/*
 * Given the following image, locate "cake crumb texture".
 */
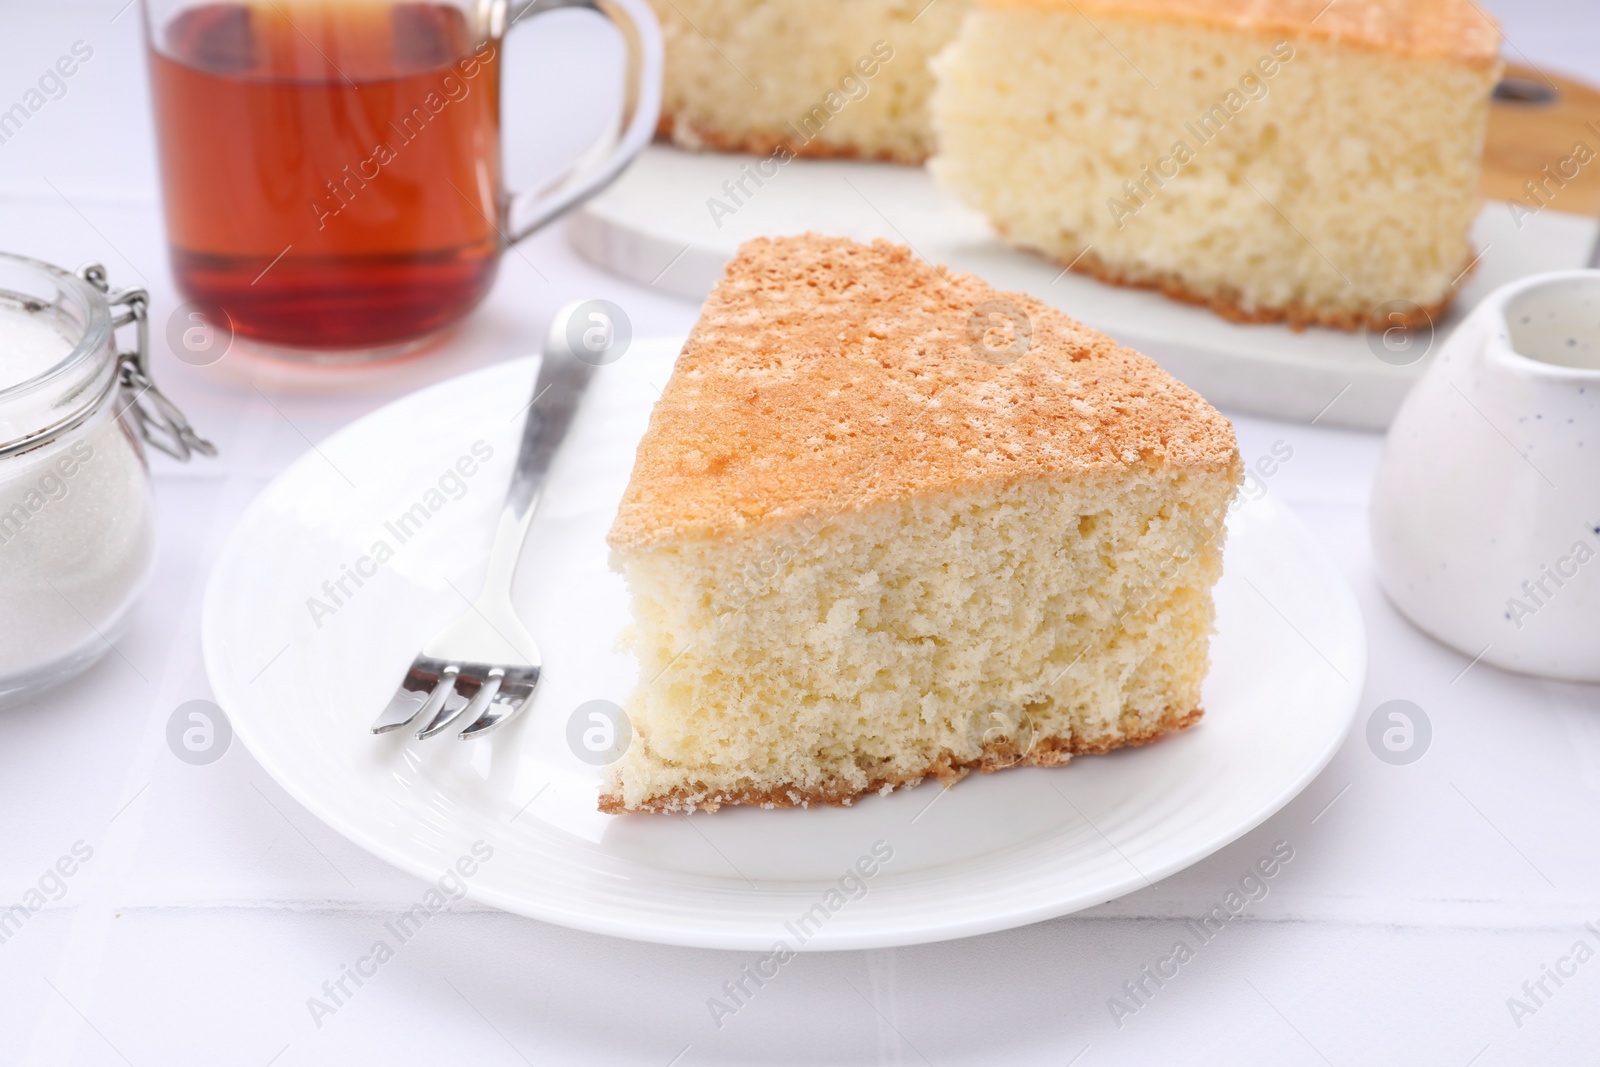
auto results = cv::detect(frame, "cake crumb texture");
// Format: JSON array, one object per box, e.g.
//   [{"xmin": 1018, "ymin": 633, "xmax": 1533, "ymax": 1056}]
[
  {"xmin": 930, "ymin": 0, "xmax": 1501, "ymax": 329},
  {"xmin": 647, "ymin": 0, "xmax": 968, "ymax": 163}
]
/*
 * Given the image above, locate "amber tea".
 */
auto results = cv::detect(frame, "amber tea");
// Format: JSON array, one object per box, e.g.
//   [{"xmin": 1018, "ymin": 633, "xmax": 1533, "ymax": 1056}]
[{"xmin": 148, "ymin": 2, "xmax": 503, "ymax": 351}]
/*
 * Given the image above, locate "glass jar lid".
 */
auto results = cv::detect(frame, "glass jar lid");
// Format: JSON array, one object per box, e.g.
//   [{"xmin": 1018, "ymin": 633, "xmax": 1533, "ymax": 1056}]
[{"xmin": 0, "ymin": 254, "xmax": 213, "ymax": 461}]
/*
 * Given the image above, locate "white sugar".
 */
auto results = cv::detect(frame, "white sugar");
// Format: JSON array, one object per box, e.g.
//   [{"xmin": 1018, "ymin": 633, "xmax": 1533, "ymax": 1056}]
[
  {"xmin": 0, "ymin": 303, "xmax": 156, "ymax": 697},
  {"xmin": 0, "ymin": 416, "xmax": 154, "ymax": 681},
  {"xmin": 0, "ymin": 307, "xmax": 75, "ymax": 390}
]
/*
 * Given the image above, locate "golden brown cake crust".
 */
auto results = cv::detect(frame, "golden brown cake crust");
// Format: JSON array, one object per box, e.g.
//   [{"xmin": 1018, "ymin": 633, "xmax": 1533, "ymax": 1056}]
[
  {"xmin": 655, "ymin": 115, "xmax": 928, "ymax": 165},
  {"xmin": 1053, "ymin": 242, "xmax": 1472, "ymax": 333},
  {"xmin": 982, "ymin": 0, "xmax": 1501, "ymax": 66},
  {"xmin": 607, "ymin": 235, "xmax": 1238, "ymax": 551},
  {"xmin": 598, "ymin": 707, "xmax": 1204, "ymax": 814}
]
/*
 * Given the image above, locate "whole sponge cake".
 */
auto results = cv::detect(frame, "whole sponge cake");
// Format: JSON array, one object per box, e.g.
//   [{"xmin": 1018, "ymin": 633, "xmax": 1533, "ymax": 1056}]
[
  {"xmin": 648, "ymin": 0, "xmax": 967, "ymax": 163},
  {"xmin": 603, "ymin": 236, "xmax": 1242, "ymax": 814},
  {"xmin": 930, "ymin": 0, "xmax": 1503, "ymax": 330}
]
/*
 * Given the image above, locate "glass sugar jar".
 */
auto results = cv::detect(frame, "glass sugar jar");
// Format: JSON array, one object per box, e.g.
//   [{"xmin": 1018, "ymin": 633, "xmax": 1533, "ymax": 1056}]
[{"xmin": 0, "ymin": 254, "xmax": 212, "ymax": 705}]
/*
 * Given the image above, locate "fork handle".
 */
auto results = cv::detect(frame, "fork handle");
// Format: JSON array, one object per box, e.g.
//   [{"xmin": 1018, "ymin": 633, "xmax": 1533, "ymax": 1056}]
[{"xmin": 480, "ymin": 338, "xmax": 597, "ymax": 602}]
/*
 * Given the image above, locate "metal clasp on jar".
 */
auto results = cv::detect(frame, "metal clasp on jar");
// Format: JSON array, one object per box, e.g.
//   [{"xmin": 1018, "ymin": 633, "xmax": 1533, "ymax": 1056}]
[{"xmin": 78, "ymin": 264, "xmax": 216, "ymax": 462}]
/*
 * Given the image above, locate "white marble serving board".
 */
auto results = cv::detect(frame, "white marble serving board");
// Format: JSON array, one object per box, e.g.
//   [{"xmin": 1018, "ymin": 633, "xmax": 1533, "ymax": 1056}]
[{"xmin": 570, "ymin": 146, "xmax": 1598, "ymax": 431}]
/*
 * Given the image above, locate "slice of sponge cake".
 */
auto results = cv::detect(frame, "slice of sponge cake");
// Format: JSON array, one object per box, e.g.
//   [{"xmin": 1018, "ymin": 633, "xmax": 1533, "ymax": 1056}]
[
  {"xmin": 648, "ymin": 0, "xmax": 968, "ymax": 163},
  {"xmin": 930, "ymin": 0, "xmax": 1503, "ymax": 330},
  {"xmin": 603, "ymin": 235, "xmax": 1242, "ymax": 813}
]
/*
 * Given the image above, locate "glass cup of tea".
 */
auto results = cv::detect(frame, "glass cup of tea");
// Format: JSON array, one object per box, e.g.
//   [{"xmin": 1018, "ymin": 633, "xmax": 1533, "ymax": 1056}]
[{"xmin": 143, "ymin": 0, "xmax": 661, "ymax": 359}]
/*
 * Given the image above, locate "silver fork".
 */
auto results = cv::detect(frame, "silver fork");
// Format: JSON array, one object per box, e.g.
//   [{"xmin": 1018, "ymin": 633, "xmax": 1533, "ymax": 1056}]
[{"xmin": 370, "ymin": 304, "xmax": 599, "ymax": 740}]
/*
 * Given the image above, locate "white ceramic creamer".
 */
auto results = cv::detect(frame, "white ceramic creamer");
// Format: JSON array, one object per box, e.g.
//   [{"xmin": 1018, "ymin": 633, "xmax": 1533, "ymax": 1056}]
[{"xmin": 1371, "ymin": 270, "xmax": 1600, "ymax": 682}]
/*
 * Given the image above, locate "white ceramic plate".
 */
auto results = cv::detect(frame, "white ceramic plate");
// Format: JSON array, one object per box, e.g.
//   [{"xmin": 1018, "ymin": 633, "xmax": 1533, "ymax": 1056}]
[
  {"xmin": 202, "ymin": 339, "xmax": 1367, "ymax": 951},
  {"xmin": 569, "ymin": 147, "xmax": 1598, "ymax": 430}
]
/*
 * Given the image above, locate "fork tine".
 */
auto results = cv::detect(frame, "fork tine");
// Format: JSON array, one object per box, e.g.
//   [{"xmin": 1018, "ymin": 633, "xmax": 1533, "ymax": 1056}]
[
  {"xmin": 456, "ymin": 694, "xmax": 529, "ymax": 741},
  {"xmin": 370, "ymin": 683, "xmax": 430, "ymax": 734},
  {"xmin": 372, "ymin": 662, "xmax": 453, "ymax": 734},
  {"xmin": 458, "ymin": 676, "xmax": 537, "ymax": 740},
  {"xmin": 414, "ymin": 669, "xmax": 470, "ymax": 739},
  {"xmin": 450, "ymin": 670, "xmax": 504, "ymax": 738}
]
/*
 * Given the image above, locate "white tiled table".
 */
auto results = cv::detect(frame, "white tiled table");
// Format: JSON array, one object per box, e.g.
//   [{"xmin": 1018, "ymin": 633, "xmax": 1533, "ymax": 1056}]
[{"xmin": 3, "ymin": 2, "xmax": 1599, "ymax": 1064}]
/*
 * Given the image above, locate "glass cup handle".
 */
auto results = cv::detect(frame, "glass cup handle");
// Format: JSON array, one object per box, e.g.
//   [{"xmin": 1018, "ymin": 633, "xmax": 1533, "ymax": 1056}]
[{"xmin": 501, "ymin": 0, "xmax": 663, "ymax": 244}]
